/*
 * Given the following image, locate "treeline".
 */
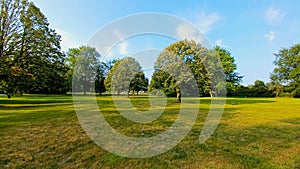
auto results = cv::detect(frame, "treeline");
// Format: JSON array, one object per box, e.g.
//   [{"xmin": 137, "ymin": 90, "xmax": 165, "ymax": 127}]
[{"xmin": 1, "ymin": 0, "xmax": 299, "ymax": 98}]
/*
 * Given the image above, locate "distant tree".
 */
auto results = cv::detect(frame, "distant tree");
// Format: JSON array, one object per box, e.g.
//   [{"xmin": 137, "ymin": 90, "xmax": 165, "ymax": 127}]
[
  {"xmin": 104, "ymin": 60, "xmax": 120, "ymax": 93},
  {"xmin": 95, "ymin": 62, "xmax": 107, "ymax": 95},
  {"xmin": 70, "ymin": 46, "xmax": 100, "ymax": 95},
  {"xmin": 105, "ymin": 57, "xmax": 145, "ymax": 97},
  {"xmin": 267, "ymin": 82, "xmax": 284, "ymax": 98},
  {"xmin": 130, "ymin": 72, "xmax": 148, "ymax": 95},
  {"xmin": 271, "ymin": 44, "xmax": 300, "ymax": 97},
  {"xmin": 65, "ymin": 48, "xmax": 80, "ymax": 91},
  {"xmin": 235, "ymin": 84, "xmax": 251, "ymax": 97},
  {"xmin": 251, "ymin": 80, "xmax": 269, "ymax": 97}
]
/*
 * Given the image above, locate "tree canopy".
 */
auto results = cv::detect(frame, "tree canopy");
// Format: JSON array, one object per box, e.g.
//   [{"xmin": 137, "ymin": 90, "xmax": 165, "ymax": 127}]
[
  {"xmin": 0, "ymin": 0, "xmax": 66, "ymax": 97},
  {"xmin": 271, "ymin": 44, "xmax": 300, "ymax": 97},
  {"xmin": 105, "ymin": 57, "xmax": 148, "ymax": 96},
  {"xmin": 149, "ymin": 40, "xmax": 241, "ymax": 97},
  {"xmin": 67, "ymin": 46, "xmax": 101, "ymax": 95}
]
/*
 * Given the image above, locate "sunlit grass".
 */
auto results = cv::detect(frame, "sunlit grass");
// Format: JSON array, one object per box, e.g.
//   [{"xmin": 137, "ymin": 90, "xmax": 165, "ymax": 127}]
[{"xmin": 0, "ymin": 94, "xmax": 299, "ymax": 168}]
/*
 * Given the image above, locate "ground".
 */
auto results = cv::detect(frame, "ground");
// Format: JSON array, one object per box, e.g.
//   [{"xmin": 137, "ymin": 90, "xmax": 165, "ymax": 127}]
[{"xmin": 0, "ymin": 94, "xmax": 299, "ymax": 168}]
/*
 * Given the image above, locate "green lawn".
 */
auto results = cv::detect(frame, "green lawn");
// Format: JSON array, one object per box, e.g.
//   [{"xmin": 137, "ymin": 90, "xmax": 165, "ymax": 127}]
[{"xmin": 0, "ymin": 94, "xmax": 299, "ymax": 168}]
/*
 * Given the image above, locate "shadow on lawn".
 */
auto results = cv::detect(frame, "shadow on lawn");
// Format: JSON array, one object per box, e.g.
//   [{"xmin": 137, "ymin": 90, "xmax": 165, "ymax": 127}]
[
  {"xmin": 202, "ymin": 120, "xmax": 300, "ymax": 168},
  {"xmin": 0, "ymin": 99, "xmax": 72, "ymax": 105}
]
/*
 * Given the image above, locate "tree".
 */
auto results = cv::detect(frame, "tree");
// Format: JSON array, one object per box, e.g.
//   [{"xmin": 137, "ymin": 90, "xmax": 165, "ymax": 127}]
[
  {"xmin": 250, "ymin": 80, "xmax": 269, "ymax": 97},
  {"xmin": 65, "ymin": 48, "xmax": 80, "ymax": 91},
  {"xmin": 0, "ymin": 0, "xmax": 66, "ymax": 97},
  {"xmin": 130, "ymin": 72, "xmax": 148, "ymax": 95},
  {"xmin": 105, "ymin": 57, "xmax": 146, "ymax": 96},
  {"xmin": 214, "ymin": 46, "xmax": 243, "ymax": 95},
  {"xmin": 271, "ymin": 44, "xmax": 300, "ymax": 97},
  {"xmin": 267, "ymin": 82, "xmax": 283, "ymax": 98},
  {"xmin": 69, "ymin": 46, "xmax": 100, "ymax": 95},
  {"xmin": 152, "ymin": 40, "xmax": 210, "ymax": 97},
  {"xmin": 104, "ymin": 60, "xmax": 120, "ymax": 93},
  {"xmin": 149, "ymin": 70, "xmax": 177, "ymax": 97},
  {"xmin": 150, "ymin": 40, "xmax": 241, "ymax": 97},
  {"xmin": 95, "ymin": 62, "xmax": 107, "ymax": 95}
]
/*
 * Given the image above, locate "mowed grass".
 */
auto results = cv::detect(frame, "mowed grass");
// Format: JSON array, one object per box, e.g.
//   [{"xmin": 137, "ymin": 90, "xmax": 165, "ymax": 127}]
[{"xmin": 0, "ymin": 94, "xmax": 299, "ymax": 168}]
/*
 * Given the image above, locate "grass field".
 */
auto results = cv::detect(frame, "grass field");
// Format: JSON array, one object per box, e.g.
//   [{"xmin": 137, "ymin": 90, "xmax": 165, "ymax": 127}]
[{"xmin": 0, "ymin": 94, "xmax": 299, "ymax": 168}]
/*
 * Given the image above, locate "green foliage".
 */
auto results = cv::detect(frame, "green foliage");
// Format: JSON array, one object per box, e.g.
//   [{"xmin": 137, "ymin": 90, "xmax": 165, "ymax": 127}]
[
  {"xmin": 105, "ymin": 57, "xmax": 148, "ymax": 95},
  {"xmin": 149, "ymin": 70, "xmax": 177, "ymax": 97},
  {"xmin": 151, "ymin": 40, "xmax": 210, "ymax": 96},
  {"xmin": 95, "ymin": 62, "xmax": 107, "ymax": 95},
  {"xmin": 214, "ymin": 46, "xmax": 243, "ymax": 96},
  {"xmin": 0, "ymin": 0, "xmax": 66, "ymax": 97},
  {"xmin": 150, "ymin": 40, "xmax": 241, "ymax": 97},
  {"xmin": 271, "ymin": 44, "xmax": 300, "ymax": 97},
  {"xmin": 130, "ymin": 72, "xmax": 148, "ymax": 95},
  {"xmin": 267, "ymin": 82, "xmax": 284, "ymax": 97},
  {"xmin": 104, "ymin": 60, "xmax": 120, "ymax": 92},
  {"xmin": 66, "ymin": 46, "xmax": 101, "ymax": 95}
]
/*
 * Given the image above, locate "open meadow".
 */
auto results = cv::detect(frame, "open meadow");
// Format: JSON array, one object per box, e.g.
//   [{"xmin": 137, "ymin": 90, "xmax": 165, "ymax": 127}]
[{"xmin": 0, "ymin": 94, "xmax": 299, "ymax": 168}]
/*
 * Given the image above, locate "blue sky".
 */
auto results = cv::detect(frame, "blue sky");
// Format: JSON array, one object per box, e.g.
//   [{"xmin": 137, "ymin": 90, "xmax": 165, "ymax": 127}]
[{"xmin": 31, "ymin": 0, "xmax": 300, "ymax": 85}]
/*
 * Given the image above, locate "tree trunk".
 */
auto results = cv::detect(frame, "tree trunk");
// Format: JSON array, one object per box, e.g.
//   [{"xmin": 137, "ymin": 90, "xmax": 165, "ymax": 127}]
[
  {"xmin": 176, "ymin": 88, "xmax": 181, "ymax": 103},
  {"xmin": 127, "ymin": 91, "xmax": 130, "ymax": 98}
]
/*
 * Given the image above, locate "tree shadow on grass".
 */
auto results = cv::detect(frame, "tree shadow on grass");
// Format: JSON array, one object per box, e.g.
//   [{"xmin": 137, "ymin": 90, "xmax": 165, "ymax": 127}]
[
  {"xmin": 0, "ymin": 99, "xmax": 72, "ymax": 105},
  {"xmin": 196, "ymin": 119, "xmax": 300, "ymax": 168}
]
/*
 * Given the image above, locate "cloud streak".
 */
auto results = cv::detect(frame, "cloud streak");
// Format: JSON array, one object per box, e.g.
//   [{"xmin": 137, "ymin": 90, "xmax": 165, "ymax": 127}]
[
  {"xmin": 265, "ymin": 31, "xmax": 275, "ymax": 42},
  {"xmin": 177, "ymin": 10, "xmax": 221, "ymax": 45},
  {"xmin": 265, "ymin": 6, "xmax": 285, "ymax": 24},
  {"xmin": 194, "ymin": 12, "xmax": 221, "ymax": 34},
  {"xmin": 114, "ymin": 29, "xmax": 129, "ymax": 55}
]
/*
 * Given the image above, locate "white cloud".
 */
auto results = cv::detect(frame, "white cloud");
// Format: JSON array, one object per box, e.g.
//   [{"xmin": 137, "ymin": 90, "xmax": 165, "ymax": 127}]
[
  {"xmin": 265, "ymin": 31, "xmax": 275, "ymax": 42},
  {"xmin": 215, "ymin": 39, "xmax": 225, "ymax": 47},
  {"xmin": 56, "ymin": 28, "xmax": 81, "ymax": 51},
  {"xmin": 265, "ymin": 7, "xmax": 285, "ymax": 24},
  {"xmin": 114, "ymin": 29, "xmax": 129, "ymax": 56},
  {"xmin": 194, "ymin": 12, "xmax": 221, "ymax": 34},
  {"xmin": 177, "ymin": 23, "xmax": 206, "ymax": 43},
  {"xmin": 119, "ymin": 42, "xmax": 129, "ymax": 55},
  {"xmin": 177, "ymin": 10, "xmax": 221, "ymax": 44}
]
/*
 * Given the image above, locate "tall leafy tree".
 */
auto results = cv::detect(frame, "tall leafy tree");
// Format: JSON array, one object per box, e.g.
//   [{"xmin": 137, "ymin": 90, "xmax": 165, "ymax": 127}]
[
  {"xmin": 152, "ymin": 40, "xmax": 210, "ymax": 96},
  {"xmin": 95, "ymin": 62, "xmax": 107, "ymax": 95},
  {"xmin": 151, "ymin": 40, "xmax": 240, "ymax": 97},
  {"xmin": 130, "ymin": 72, "xmax": 148, "ymax": 95},
  {"xmin": 214, "ymin": 46, "xmax": 243, "ymax": 95},
  {"xmin": 271, "ymin": 44, "xmax": 300, "ymax": 97},
  {"xmin": 105, "ymin": 57, "xmax": 146, "ymax": 96},
  {"xmin": 0, "ymin": 0, "xmax": 66, "ymax": 97},
  {"xmin": 69, "ymin": 46, "xmax": 100, "ymax": 95}
]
